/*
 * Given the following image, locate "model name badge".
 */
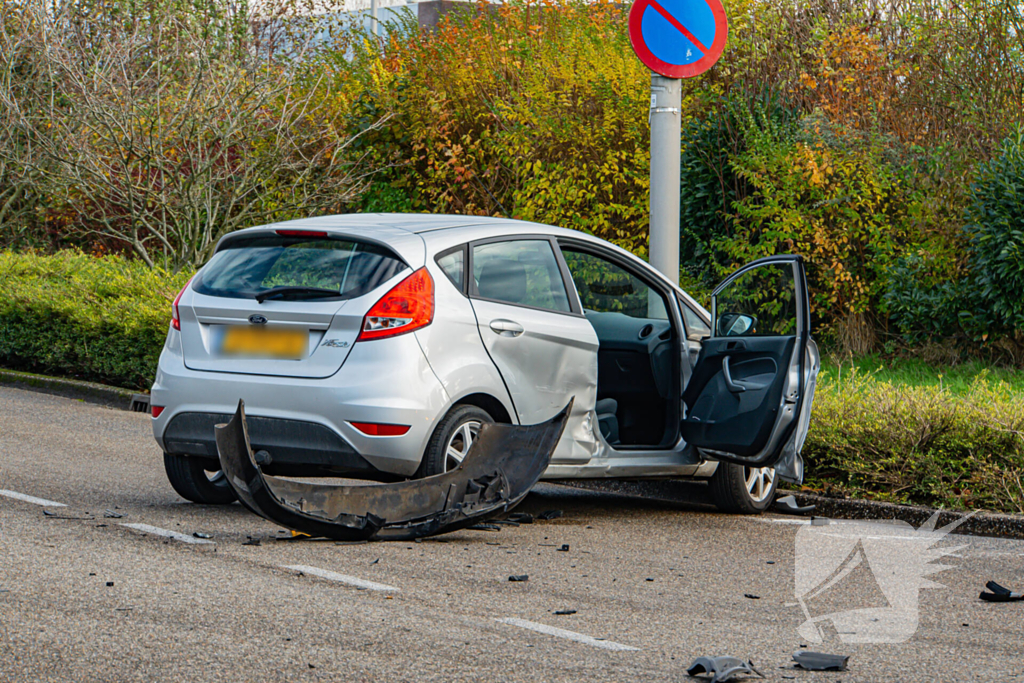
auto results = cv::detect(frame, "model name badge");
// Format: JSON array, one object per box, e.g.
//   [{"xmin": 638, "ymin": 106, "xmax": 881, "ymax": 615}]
[
  {"xmin": 248, "ymin": 314, "xmax": 268, "ymax": 325},
  {"xmin": 321, "ymin": 339, "xmax": 350, "ymax": 348}
]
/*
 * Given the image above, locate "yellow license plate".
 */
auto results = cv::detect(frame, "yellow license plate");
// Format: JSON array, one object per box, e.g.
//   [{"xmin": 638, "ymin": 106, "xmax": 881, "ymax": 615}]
[{"xmin": 219, "ymin": 326, "xmax": 307, "ymax": 359}]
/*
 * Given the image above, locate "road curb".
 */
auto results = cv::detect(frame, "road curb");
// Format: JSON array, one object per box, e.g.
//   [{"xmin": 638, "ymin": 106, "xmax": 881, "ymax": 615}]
[
  {"xmin": 0, "ymin": 368, "xmax": 139, "ymax": 410},
  {"xmin": 781, "ymin": 490, "xmax": 1024, "ymax": 540}
]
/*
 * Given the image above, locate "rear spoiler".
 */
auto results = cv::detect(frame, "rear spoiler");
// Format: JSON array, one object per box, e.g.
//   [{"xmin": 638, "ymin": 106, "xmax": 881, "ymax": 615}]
[{"xmin": 214, "ymin": 399, "xmax": 571, "ymax": 541}]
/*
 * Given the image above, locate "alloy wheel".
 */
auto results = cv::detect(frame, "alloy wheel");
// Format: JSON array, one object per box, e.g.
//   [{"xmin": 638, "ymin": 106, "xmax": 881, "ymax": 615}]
[
  {"xmin": 444, "ymin": 419, "xmax": 482, "ymax": 472},
  {"xmin": 744, "ymin": 466, "xmax": 776, "ymax": 503}
]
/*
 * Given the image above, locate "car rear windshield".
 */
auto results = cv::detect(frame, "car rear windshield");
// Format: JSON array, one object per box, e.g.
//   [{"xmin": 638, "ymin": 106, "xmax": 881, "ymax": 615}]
[{"xmin": 193, "ymin": 235, "xmax": 409, "ymax": 300}]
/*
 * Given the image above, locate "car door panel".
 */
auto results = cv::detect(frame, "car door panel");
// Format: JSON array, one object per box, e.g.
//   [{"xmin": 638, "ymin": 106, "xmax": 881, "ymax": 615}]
[
  {"xmin": 680, "ymin": 256, "xmax": 817, "ymax": 475},
  {"xmin": 468, "ymin": 238, "xmax": 599, "ymax": 464}
]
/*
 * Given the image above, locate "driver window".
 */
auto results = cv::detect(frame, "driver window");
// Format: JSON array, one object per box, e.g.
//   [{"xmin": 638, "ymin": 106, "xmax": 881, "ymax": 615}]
[
  {"xmin": 561, "ymin": 249, "xmax": 668, "ymax": 320},
  {"xmin": 714, "ymin": 263, "xmax": 797, "ymax": 337}
]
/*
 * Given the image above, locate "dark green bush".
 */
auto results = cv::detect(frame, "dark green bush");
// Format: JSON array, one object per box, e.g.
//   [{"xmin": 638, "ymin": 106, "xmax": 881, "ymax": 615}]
[{"xmin": 0, "ymin": 251, "xmax": 191, "ymax": 389}]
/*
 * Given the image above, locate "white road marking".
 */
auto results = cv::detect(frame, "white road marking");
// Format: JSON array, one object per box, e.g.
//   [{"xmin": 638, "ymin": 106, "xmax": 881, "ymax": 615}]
[
  {"xmin": 0, "ymin": 489, "xmax": 67, "ymax": 507},
  {"xmin": 120, "ymin": 523, "xmax": 215, "ymax": 545},
  {"xmin": 282, "ymin": 564, "xmax": 399, "ymax": 592},
  {"xmin": 495, "ymin": 618, "xmax": 639, "ymax": 652}
]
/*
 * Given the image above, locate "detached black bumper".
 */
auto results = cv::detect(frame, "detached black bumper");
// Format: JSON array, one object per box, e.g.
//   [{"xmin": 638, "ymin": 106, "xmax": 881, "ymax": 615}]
[
  {"xmin": 162, "ymin": 412, "xmax": 386, "ymax": 479},
  {"xmin": 214, "ymin": 398, "xmax": 571, "ymax": 541}
]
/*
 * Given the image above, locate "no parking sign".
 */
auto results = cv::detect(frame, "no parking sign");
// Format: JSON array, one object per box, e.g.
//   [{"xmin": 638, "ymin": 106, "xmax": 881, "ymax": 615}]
[{"xmin": 628, "ymin": 0, "xmax": 728, "ymax": 79}]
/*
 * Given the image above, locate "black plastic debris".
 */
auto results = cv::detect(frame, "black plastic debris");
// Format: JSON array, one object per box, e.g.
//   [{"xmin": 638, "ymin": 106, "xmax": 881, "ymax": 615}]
[
  {"xmin": 686, "ymin": 656, "xmax": 762, "ymax": 682},
  {"xmin": 792, "ymin": 651, "xmax": 849, "ymax": 671},
  {"xmin": 537, "ymin": 510, "xmax": 563, "ymax": 521},
  {"xmin": 106, "ymin": 582, "xmax": 114, "ymax": 587},
  {"xmin": 980, "ymin": 581, "xmax": 1024, "ymax": 602},
  {"xmin": 193, "ymin": 532, "xmax": 212, "ymax": 539},
  {"xmin": 242, "ymin": 536, "xmax": 261, "ymax": 546},
  {"xmin": 103, "ymin": 510, "xmax": 124, "ymax": 519},
  {"xmin": 744, "ymin": 594, "xmax": 760, "ymax": 600},
  {"xmin": 509, "ymin": 574, "xmax": 529, "ymax": 582},
  {"xmin": 468, "ymin": 523, "xmax": 501, "ymax": 532},
  {"xmin": 370, "ymin": 558, "xmax": 380, "ymax": 565},
  {"xmin": 553, "ymin": 609, "xmax": 577, "ymax": 615},
  {"xmin": 507, "ymin": 512, "xmax": 534, "ymax": 524},
  {"xmin": 558, "ymin": 544, "xmax": 570, "ymax": 552},
  {"xmin": 774, "ymin": 495, "xmax": 815, "ymax": 515}
]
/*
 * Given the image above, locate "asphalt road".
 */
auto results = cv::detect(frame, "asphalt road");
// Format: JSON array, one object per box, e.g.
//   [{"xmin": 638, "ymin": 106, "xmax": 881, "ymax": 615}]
[{"xmin": 1, "ymin": 385, "xmax": 1022, "ymax": 682}]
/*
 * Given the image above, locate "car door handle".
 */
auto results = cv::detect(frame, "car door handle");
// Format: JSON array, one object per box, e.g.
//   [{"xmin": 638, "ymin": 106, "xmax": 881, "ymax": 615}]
[
  {"xmin": 489, "ymin": 319, "xmax": 524, "ymax": 337},
  {"xmin": 722, "ymin": 356, "xmax": 746, "ymax": 393}
]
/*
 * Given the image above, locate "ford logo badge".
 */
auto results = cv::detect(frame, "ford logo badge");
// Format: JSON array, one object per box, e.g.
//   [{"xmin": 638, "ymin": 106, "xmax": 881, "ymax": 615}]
[{"xmin": 248, "ymin": 314, "xmax": 268, "ymax": 325}]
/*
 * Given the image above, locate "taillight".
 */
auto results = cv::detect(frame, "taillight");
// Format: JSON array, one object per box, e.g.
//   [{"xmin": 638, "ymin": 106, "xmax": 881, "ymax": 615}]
[
  {"xmin": 151, "ymin": 405, "xmax": 165, "ymax": 418},
  {"xmin": 350, "ymin": 422, "xmax": 411, "ymax": 436},
  {"xmin": 171, "ymin": 277, "xmax": 194, "ymax": 331},
  {"xmin": 358, "ymin": 268, "xmax": 434, "ymax": 341}
]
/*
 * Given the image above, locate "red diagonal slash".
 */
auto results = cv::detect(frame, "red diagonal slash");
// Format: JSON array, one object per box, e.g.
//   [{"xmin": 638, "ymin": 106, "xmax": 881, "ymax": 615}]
[{"xmin": 646, "ymin": 0, "xmax": 709, "ymax": 55}]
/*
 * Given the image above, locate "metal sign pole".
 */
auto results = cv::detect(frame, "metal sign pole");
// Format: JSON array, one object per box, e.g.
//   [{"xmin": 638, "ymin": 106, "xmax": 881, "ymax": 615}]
[
  {"xmin": 648, "ymin": 73, "xmax": 681, "ymax": 286},
  {"xmin": 371, "ymin": 0, "xmax": 379, "ymax": 36}
]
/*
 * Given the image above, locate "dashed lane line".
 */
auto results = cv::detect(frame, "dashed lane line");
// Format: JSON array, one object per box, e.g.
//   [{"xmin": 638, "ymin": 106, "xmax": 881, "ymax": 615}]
[
  {"xmin": 282, "ymin": 564, "xmax": 400, "ymax": 592},
  {"xmin": 495, "ymin": 618, "xmax": 640, "ymax": 651},
  {"xmin": 120, "ymin": 523, "xmax": 215, "ymax": 545},
  {"xmin": 0, "ymin": 489, "xmax": 67, "ymax": 507}
]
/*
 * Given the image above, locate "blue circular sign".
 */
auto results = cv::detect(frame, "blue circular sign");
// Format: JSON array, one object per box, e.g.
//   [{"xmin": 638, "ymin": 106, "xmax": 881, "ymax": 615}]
[{"xmin": 628, "ymin": 0, "xmax": 728, "ymax": 79}]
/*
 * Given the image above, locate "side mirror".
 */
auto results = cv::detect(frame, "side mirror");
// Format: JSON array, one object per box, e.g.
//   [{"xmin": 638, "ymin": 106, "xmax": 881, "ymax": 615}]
[{"xmin": 717, "ymin": 312, "xmax": 757, "ymax": 337}]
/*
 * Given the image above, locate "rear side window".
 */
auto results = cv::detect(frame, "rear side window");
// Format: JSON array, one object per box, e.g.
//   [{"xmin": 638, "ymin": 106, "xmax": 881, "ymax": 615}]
[
  {"xmin": 435, "ymin": 247, "xmax": 465, "ymax": 291},
  {"xmin": 471, "ymin": 240, "xmax": 571, "ymax": 313},
  {"xmin": 194, "ymin": 235, "xmax": 408, "ymax": 300}
]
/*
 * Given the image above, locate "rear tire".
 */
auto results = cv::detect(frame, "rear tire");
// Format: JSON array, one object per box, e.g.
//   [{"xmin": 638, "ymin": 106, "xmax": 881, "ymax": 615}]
[
  {"xmin": 164, "ymin": 452, "xmax": 237, "ymax": 505},
  {"xmin": 417, "ymin": 405, "xmax": 494, "ymax": 478},
  {"xmin": 709, "ymin": 462, "xmax": 777, "ymax": 514}
]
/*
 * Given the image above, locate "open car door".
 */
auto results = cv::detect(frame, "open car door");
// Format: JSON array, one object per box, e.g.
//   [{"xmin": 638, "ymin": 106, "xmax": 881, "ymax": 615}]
[{"xmin": 680, "ymin": 255, "xmax": 820, "ymax": 483}]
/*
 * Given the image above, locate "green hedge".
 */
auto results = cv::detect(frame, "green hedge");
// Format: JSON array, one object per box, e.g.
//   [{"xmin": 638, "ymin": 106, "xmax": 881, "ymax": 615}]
[
  {"xmin": 3, "ymin": 251, "xmax": 1023, "ymax": 514},
  {"xmin": 804, "ymin": 369, "xmax": 1024, "ymax": 513},
  {"xmin": 0, "ymin": 251, "xmax": 192, "ymax": 390}
]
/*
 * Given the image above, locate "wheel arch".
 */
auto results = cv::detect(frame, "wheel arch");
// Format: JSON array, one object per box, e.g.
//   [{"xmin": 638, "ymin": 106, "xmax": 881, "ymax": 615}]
[{"xmin": 452, "ymin": 392, "xmax": 513, "ymax": 424}]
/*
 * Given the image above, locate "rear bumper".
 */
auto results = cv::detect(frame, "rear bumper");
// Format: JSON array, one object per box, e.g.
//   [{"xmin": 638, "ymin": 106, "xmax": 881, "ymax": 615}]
[{"xmin": 151, "ymin": 328, "xmax": 451, "ymax": 478}]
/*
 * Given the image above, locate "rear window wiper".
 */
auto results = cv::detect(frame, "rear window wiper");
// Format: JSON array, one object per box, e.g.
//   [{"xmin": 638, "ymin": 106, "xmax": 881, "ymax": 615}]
[{"xmin": 254, "ymin": 286, "xmax": 341, "ymax": 303}]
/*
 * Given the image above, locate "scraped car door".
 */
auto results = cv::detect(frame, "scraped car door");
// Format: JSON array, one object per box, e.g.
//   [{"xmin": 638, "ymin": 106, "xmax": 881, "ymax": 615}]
[{"xmin": 680, "ymin": 255, "xmax": 819, "ymax": 482}]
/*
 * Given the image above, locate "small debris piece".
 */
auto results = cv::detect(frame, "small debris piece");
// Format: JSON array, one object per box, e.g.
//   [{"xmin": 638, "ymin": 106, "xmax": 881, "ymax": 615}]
[
  {"xmin": 193, "ymin": 532, "xmax": 212, "ymax": 539},
  {"xmin": 468, "ymin": 523, "xmax": 501, "ymax": 531},
  {"xmin": 103, "ymin": 510, "xmax": 124, "ymax": 519},
  {"xmin": 537, "ymin": 510, "xmax": 563, "ymax": 521},
  {"xmin": 774, "ymin": 495, "xmax": 815, "ymax": 515},
  {"xmin": 242, "ymin": 536, "xmax": 261, "ymax": 546},
  {"xmin": 646, "ymin": 578, "xmax": 654, "ymax": 582},
  {"xmin": 508, "ymin": 574, "xmax": 529, "ymax": 582},
  {"xmin": 106, "ymin": 582, "xmax": 114, "ymax": 587},
  {"xmin": 766, "ymin": 561, "xmax": 775, "ymax": 565},
  {"xmin": 686, "ymin": 656, "xmax": 762, "ymax": 682},
  {"xmin": 792, "ymin": 651, "xmax": 849, "ymax": 671},
  {"xmin": 558, "ymin": 544, "xmax": 570, "ymax": 552},
  {"xmin": 553, "ymin": 609, "xmax": 577, "ymax": 615},
  {"xmin": 308, "ymin": 663, "xmax": 315, "ymax": 669},
  {"xmin": 370, "ymin": 558, "xmax": 380, "ymax": 565},
  {"xmin": 744, "ymin": 594, "xmax": 760, "ymax": 600},
  {"xmin": 810, "ymin": 517, "xmax": 829, "ymax": 526},
  {"xmin": 491, "ymin": 519, "xmax": 521, "ymax": 527},
  {"xmin": 507, "ymin": 512, "xmax": 534, "ymax": 524},
  {"xmin": 980, "ymin": 581, "xmax": 1024, "ymax": 602}
]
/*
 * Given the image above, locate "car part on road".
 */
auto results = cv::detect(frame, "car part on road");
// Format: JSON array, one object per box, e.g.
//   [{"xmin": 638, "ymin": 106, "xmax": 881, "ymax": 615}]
[
  {"xmin": 709, "ymin": 463, "xmax": 778, "ymax": 514},
  {"xmin": 215, "ymin": 398, "xmax": 571, "ymax": 541},
  {"xmin": 164, "ymin": 452, "xmax": 238, "ymax": 505},
  {"xmin": 774, "ymin": 494, "xmax": 815, "ymax": 515},
  {"xmin": 553, "ymin": 609, "xmax": 577, "ymax": 615},
  {"xmin": 508, "ymin": 575, "xmax": 529, "ymax": 582},
  {"xmin": 537, "ymin": 510, "xmax": 563, "ymax": 520},
  {"xmin": 791, "ymin": 651, "xmax": 849, "ymax": 671},
  {"xmin": 242, "ymin": 536, "xmax": 261, "ymax": 546},
  {"xmin": 980, "ymin": 581, "xmax": 1024, "ymax": 602},
  {"xmin": 686, "ymin": 656, "xmax": 762, "ymax": 682},
  {"xmin": 507, "ymin": 512, "xmax": 534, "ymax": 524}
]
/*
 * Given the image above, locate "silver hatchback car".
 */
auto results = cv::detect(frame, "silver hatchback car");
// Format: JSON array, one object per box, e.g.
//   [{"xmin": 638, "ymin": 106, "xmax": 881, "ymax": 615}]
[{"xmin": 152, "ymin": 214, "xmax": 819, "ymax": 513}]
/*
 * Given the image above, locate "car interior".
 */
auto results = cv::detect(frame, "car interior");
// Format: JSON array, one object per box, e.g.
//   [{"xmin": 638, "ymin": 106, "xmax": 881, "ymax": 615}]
[{"xmin": 560, "ymin": 246, "xmax": 680, "ymax": 448}]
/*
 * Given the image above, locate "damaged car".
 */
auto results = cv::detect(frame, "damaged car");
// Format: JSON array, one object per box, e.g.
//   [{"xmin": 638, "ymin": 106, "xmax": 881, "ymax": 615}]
[{"xmin": 151, "ymin": 214, "xmax": 819, "ymax": 515}]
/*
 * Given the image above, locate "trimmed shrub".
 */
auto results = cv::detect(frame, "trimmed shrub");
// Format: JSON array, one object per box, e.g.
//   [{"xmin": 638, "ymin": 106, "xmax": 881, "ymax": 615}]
[
  {"xmin": 806, "ymin": 369, "xmax": 1024, "ymax": 513},
  {"xmin": 0, "ymin": 251, "xmax": 191, "ymax": 389}
]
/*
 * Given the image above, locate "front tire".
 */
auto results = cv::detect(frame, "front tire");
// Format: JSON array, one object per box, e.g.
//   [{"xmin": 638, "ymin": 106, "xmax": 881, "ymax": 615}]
[
  {"xmin": 417, "ymin": 405, "xmax": 494, "ymax": 478},
  {"xmin": 164, "ymin": 453, "xmax": 237, "ymax": 505},
  {"xmin": 709, "ymin": 462, "xmax": 777, "ymax": 514}
]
